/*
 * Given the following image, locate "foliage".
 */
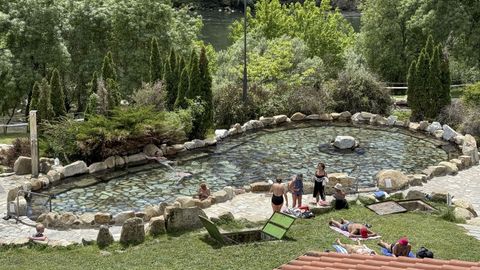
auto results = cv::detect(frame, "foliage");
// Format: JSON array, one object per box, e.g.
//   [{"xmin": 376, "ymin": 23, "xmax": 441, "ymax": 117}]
[
  {"xmin": 85, "ymin": 93, "xmax": 99, "ymax": 117},
  {"xmin": 327, "ymin": 52, "xmax": 392, "ymax": 115},
  {"xmin": 149, "ymin": 37, "xmax": 163, "ymax": 83},
  {"xmin": 42, "ymin": 107, "xmax": 193, "ymax": 163},
  {"xmin": 391, "ymin": 109, "xmax": 412, "ymax": 122},
  {"xmin": 440, "ymin": 206, "xmax": 465, "ymax": 224},
  {"xmin": 199, "ymin": 47, "xmax": 213, "ymax": 132},
  {"xmin": 0, "ymin": 138, "xmax": 30, "ymax": 167},
  {"xmin": 462, "ymin": 82, "xmax": 480, "ymax": 107},
  {"xmin": 0, "ymin": 49, "xmax": 19, "ymax": 116},
  {"xmin": 230, "ymin": 0, "xmax": 354, "ymax": 77},
  {"xmin": 407, "ymin": 36, "xmax": 451, "ymax": 121},
  {"xmin": 461, "ymin": 107, "xmax": 480, "ymax": 139},
  {"xmin": 49, "ymin": 69, "xmax": 67, "ymax": 117},
  {"xmin": 215, "ymin": 35, "xmax": 325, "ymax": 92},
  {"xmin": 131, "ymin": 82, "xmax": 166, "ymax": 111},
  {"xmin": 37, "ymin": 78, "xmax": 54, "ymax": 122},
  {"xmin": 29, "ymin": 82, "xmax": 41, "ymax": 112},
  {"xmin": 165, "ymin": 49, "xmax": 179, "ymax": 111},
  {"xmin": 437, "ymin": 100, "xmax": 466, "ymax": 130},
  {"xmin": 186, "ymin": 50, "xmax": 201, "ymax": 99},
  {"xmin": 174, "ymin": 68, "xmax": 190, "ymax": 110},
  {"xmin": 101, "ymin": 51, "xmax": 117, "ymax": 82}
]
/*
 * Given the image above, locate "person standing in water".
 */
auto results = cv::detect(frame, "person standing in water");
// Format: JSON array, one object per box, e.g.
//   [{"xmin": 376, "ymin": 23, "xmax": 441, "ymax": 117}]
[
  {"xmin": 289, "ymin": 174, "xmax": 304, "ymax": 208},
  {"xmin": 270, "ymin": 177, "xmax": 289, "ymax": 212}
]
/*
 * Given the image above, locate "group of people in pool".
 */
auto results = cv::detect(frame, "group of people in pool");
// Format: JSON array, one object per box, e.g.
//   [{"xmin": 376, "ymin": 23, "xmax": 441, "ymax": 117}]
[{"xmin": 270, "ymin": 162, "xmax": 348, "ymax": 212}]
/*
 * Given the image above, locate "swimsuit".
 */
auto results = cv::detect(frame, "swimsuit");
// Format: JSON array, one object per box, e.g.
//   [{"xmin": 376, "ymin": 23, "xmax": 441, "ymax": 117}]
[
  {"xmin": 340, "ymin": 222, "xmax": 352, "ymax": 231},
  {"xmin": 271, "ymin": 194, "xmax": 284, "ymax": 206},
  {"xmin": 293, "ymin": 180, "xmax": 303, "ymax": 196},
  {"xmin": 313, "ymin": 174, "xmax": 326, "ymax": 200}
]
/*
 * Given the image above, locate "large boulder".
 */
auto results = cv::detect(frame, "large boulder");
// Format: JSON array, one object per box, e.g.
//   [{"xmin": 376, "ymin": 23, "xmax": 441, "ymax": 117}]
[
  {"xmin": 376, "ymin": 170, "xmax": 409, "ymax": 191},
  {"xmin": 176, "ymin": 196, "xmax": 197, "ymax": 208},
  {"xmin": 212, "ymin": 190, "xmax": 229, "ymax": 203},
  {"xmin": 39, "ymin": 157, "xmax": 54, "ymax": 174},
  {"xmin": 223, "ymin": 186, "xmax": 235, "ymax": 201},
  {"xmin": 11, "ymin": 196, "xmax": 27, "ymax": 216},
  {"xmin": 424, "ymin": 165, "xmax": 447, "ymax": 177},
  {"xmin": 242, "ymin": 120, "xmax": 264, "ymax": 131},
  {"xmin": 454, "ymin": 135, "xmax": 465, "ymax": 145},
  {"xmin": 454, "ymin": 207, "xmax": 474, "ymax": 221},
  {"xmin": 113, "ymin": 211, "xmax": 136, "ymax": 225},
  {"xmin": 63, "ymin": 161, "xmax": 88, "ymax": 178},
  {"xmin": 351, "ymin": 112, "xmax": 374, "ymax": 123},
  {"xmin": 47, "ymin": 170, "xmax": 62, "ymax": 184},
  {"xmin": 449, "ymin": 159, "xmax": 464, "ymax": 171},
  {"xmin": 13, "ymin": 156, "xmax": 31, "ymax": 175},
  {"xmin": 438, "ymin": 161, "xmax": 458, "ymax": 175},
  {"xmin": 94, "ymin": 212, "xmax": 112, "ymax": 225},
  {"xmin": 326, "ymin": 173, "xmax": 355, "ymax": 194},
  {"xmin": 250, "ymin": 182, "xmax": 271, "ymax": 192},
  {"xmin": 218, "ymin": 211, "xmax": 235, "ymax": 223},
  {"xmin": 120, "ymin": 217, "xmax": 145, "ymax": 245},
  {"xmin": 433, "ymin": 130, "xmax": 444, "ymax": 139},
  {"xmin": 104, "ymin": 156, "xmax": 116, "ymax": 169},
  {"xmin": 88, "ymin": 162, "xmax": 107, "ymax": 174},
  {"xmin": 333, "ymin": 136, "xmax": 358, "ymax": 149},
  {"xmin": 97, "ymin": 225, "xmax": 114, "ymax": 248},
  {"xmin": 273, "ymin": 115, "xmax": 288, "ymax": 124},
  {"xmin": 79, "ymin": 213, "xmax": 95, "ymax": 226},
  {"xmin": 387, "ymin": 115, "xmax": 397, "ymax": 126},
  {"xmin": 290, "ymin": 112, "xmax": 306, "ymax": 121},
  {"xmin": 36, "ymin": 212, "xmax": 59, "ymax": 228},
  {"xmin": 305, "ymin": 114, "xmax": 320, "ymax": 120},
  {"xmin": 215, "ymin": 129, "xmax": 229, "ymax": 140},
  {"xmin": 126, "ymin": 153, "xmax": 148, "ymax": 165},
  {"xmin": 146, "ymin": 216, "xmax": 166, "ymax": 236},
  {"xmin": 58, "ymin": 212, "xmax": 78, "ymax": 227},
  {"xmin": 426, "ymin": 122, "xmax": 442, "ymax": 134},
  {"xmin": 144, "ymin": 205, "xmax": 161, "ymax": 221},
  {"xmin": 442, "ymin": 125, "xmax": 458, "ymax": 141},
  {"xmin": 143, "ymin": 144, "xmax": 162, "ymax": 157},
  {"xmin": 115, "ymin": 156, "xmax": 125, "ymax": 168},
  {"xmin": 459, "ymin": 155, "xmax": 473, "ymax": 168},
  {"xmin": 165, "ymin": 207, "xmax": 207, "ymax": 232},
  {"xmin": 408, "ymin": 122, "xmax": 420, "ymax": 131},
  {"xmin": 370, "ymin": 115, "xmax": 388, "ymax": 126},
  {"xmin": 259, "ymin": 116, "xmax": 275, "ymax": 126},
  {"xmin": 419, "ymin": 121, "xmax": 429, "ymax": 131},
  {"xmin": 453, "ymin": 199, "xmax": 478, "ymax": 217},
  {"xmin": 405, "ymin": 190, "xmax": 426, "ymax": 200},
  {"xmin": 462, "ymin": 134, "xmax": 479, "ymax": 164},
  {"xmin": 338, "ymin": 111, "xmax": 352, "ymax": 121},
  {"xmin": 184, "ymin": 139, "xmax": 206, "ymax": 150},
  {"xmin": 319, "ymin": 113, "xmax": 333, "ymax": 121}
]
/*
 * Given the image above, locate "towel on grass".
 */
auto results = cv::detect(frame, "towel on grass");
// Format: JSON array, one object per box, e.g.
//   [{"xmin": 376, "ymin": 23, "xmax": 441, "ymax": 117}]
[
  {"xmin": 332, "ymin": 245, "xmax": 349, "ymax": 254},
  {"xmin": 329, "ymin": 226, "xmax": 381, "ymax": 240}
]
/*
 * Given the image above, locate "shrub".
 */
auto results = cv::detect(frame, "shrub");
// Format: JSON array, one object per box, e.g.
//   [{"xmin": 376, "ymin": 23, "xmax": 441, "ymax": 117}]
[
  {"xmin": 462, "ymin": 82, "xmax": 480, "ymax": 107},
  {"xmin": 327, "ymin": 68, "xmax": 392, "ymax": 115},
  {"xmin": 440, "ymin": 206, "xmax": 465, "ymax": 224},
  {"xmin": 131, "ymin": 82, "xmax": 166, "ymax": 111},
  {"xmin": 42, "ymin": 107, "xmax": 193, "ymax": 163},
  {"xmin": 0, "ymin": 138, "xmax": 31, "ymax": 167},
  {"xmin": 461, "ymin": 107, "xmax": 480, "ymax": 139},
  {"xmin": 437, "ymin": 100, "xmax": 466, "ymax": 130}
]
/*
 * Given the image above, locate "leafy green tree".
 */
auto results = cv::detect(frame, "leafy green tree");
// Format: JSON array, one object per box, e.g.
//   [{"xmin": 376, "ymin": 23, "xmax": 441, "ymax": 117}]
[
  {"xmin": 186, "ymin": 50, "xmax": 201, "ymax": 100},
  {"xmin": 29, "ymin": 82, "xmax": 40, "ymax": 112},
  {"xmin": 37, "ymin": 78, "xmax": 54, "ymax": 122},
  {"xmin": 50, "ymin": 69, "xmax": 67, "ymax": 117},
  {"xmin": 88, "ymin": 71, "xmax": 99, "ymax": 97},
  {"xmin": 101, "ymin": 51, "xmax": 117, "ymax": 82},
  {"xmin": 174, "ymin": 68, "xmax": 189, "ymax": 110},
  {"xmin": 165, "ymin": 49, "xmax": 179, "ymax": 111},
  {"xmin": 85, "ymin": 93, "xmax": 99, "ymax": 116},
  {"xmin": 0, "ymin": 49, "xmax": 19, "ymax": 120},
  {"xmin": 150, "ymin": 37, "xmax": 163, "ymax": 83},
  {"xmin": 199, "ymin": 47, "xmax": 213, "ymax": 131},
  {"xmin": 105, "ymin": 78, "xmax": 121, "ymax": 110}
]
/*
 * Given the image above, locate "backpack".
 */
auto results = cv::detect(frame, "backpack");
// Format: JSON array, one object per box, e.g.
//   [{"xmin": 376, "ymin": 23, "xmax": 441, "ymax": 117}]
[{"xmin": 416, "ymin": 247, "xmax": 434, "ymax": 258}]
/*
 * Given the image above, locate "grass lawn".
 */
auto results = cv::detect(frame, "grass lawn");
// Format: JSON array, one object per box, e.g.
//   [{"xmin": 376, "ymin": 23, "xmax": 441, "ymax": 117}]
[
  {"xmin": 0, "ymin": 133, "xmax": 28, "ymax": 145},
  {"xmin": 1, "ymin": 205, "xmax": 479, "ymax": 270}
]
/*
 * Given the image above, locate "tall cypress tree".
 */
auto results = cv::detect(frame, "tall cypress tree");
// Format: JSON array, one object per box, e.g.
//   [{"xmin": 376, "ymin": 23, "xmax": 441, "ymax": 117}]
[
  {"xmin": 427, "ymin": 45, "xmax": 442, "ymax": 119},
  {"xmin": 102, "ymin": 51, "xmax": 117, "ymax": 82},
  {"xmin": 174, "ymin": 68, "xmax": 189, "ymax": 110},
  {"xmin": 37, "ymin": 78, "xmax": 54, "ymax": 122},
  {"xmin": 165, "ymin": 49, "xmax": 178, "ymax": 110},
  {"xmin": 85, "ymin": 93, "xmax": 99, "ymax": 117},
  {"xmin": 29, "ymin": 81, "xmax": 40, "ymax": 112},
  {"xmin": 199, "ymin": 47, "xmax": 213, "ymax": 131},
  {"xmin": 439, "ymin": 48, "xmax": 451, "ymax": 112},
  {"xmin": 186, "ymin": 49, "xmax": 201, "ymax": 99},
  {"xmin": 100, "ymin": 52, "xmax": 120, "ymax": 111},
  {"xmin": 50, "ymin": 69, "xmax": 67, "ymax": 117},
  {"xmin": 88, "ymin": 71, "xmax": 99, "ymax": 97},
  {"xmin": 149, "ymin": 37, "xmax": 163, "ymax": 83}
]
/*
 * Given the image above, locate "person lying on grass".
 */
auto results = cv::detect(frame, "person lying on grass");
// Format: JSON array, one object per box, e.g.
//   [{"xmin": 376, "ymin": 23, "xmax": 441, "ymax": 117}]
[
  {"xmin": 335, "ymin": 238, "xmax": 377, "ymax": 255},
  {"xmin": 378, "ymin": 237, "xmax": 412, "ymax": 257},
  {"xmin": 329, "ymin": 218, "xmax": 377, "ymax": 238}
]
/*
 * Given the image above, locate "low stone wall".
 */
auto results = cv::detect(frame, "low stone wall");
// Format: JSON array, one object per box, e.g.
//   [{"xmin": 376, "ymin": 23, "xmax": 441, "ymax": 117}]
[{"xmin": 4, "ymin": 110, "xmax": 479, "ymax": 232}]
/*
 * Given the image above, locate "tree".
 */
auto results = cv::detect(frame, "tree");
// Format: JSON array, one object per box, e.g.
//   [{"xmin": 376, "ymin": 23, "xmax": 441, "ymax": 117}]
[
  {"xmin": 50, "ymin": 69, "xmax": 67, "ymax": 117},
  {"xmin": 29, "ymin": 82, "xmax": 40, "ymax": 112},
  {"xmin": 101, "ymin": 51, "xmax": 117, "ymax": 82},
  {"xmin": 37, "ymin": 78, "xmax": 54, "ymax": 122},
  {"xmin": 88, "ymin": 71, "xmax": 99, "ymax": 97},
  {"xmin": 199, "ymin": 47, "xmax": 213, "ymax": 131},
  {"xmin": 165, "ymin": 49, "xmax": 178, "ymax": 111},
  {"xmin": 174, "ymin": 68, "xmax": 189, "ymax": 110},
  {"xmin": 186, "ymin": 49, "xmax": 201, "ymax": 99},
  {"xmin": 85, "ymin": 93, "xmax": 99, "ymax": 117},
  {"xmin": 150, "ymin": 37, "xmax": 163, "ymax": 83}
]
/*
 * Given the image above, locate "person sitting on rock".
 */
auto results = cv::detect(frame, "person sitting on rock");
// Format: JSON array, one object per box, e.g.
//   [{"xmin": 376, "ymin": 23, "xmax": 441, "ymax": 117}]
[
  {"xmin": 29, "ymin": 223, "xmax": 47, "ymax": 241},
  {"xmin": 335, "ymin": 238, "xmax": 377, "ymax": 255},
  {"xmin": 332, "ymin": 183, "xmax": 349, "ymax": 210},
  {"xmin": 196, "ymin": 183, "xmax": 211, "ymax": 201},
  {"xmin": 329, "ymin": 218, "xmax": 377, "ymax": 238},
  {"xmin": 378, "ymin": 237, "xmax": 412, "ymax": 257}
]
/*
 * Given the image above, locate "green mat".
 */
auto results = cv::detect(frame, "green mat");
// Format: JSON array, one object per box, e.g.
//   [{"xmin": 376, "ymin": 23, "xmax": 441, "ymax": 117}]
[{"xmin": 261, "ymin": 212, "xmax": 296, "ymax": 240}]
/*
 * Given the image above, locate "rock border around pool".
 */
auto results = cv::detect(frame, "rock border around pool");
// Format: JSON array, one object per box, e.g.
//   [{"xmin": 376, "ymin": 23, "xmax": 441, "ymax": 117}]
[{"xmin": 3, "ymin": 111, "xmax": 479, "ymax": 231}]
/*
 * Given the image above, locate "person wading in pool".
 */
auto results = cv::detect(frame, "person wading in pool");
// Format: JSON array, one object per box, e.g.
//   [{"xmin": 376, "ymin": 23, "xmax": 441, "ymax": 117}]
[{"xmin": 270, "ymin": 177, "xmax": 289, "ymax": 212}]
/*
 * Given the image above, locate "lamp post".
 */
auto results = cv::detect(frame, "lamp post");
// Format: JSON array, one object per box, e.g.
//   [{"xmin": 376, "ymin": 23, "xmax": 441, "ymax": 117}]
[{"xmin": 242, "ymin": 0, "xmax": 248, "ymax": 103}]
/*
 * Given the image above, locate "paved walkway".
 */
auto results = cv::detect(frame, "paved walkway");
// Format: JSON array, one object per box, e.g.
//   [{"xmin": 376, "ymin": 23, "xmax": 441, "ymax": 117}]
[{"xmin": 1, "ymin": 165, "xmax": 479, "ymax": 243}]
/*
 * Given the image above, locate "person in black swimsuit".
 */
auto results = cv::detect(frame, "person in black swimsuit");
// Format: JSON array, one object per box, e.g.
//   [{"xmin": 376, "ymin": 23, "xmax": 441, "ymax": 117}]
[
  {"xmin": 270, "ymin": 177, "xmax": 288, "ymax": 212},
  {"xmin": 313, "ymin": 162, "xmax": 328, "ymax": 204}
]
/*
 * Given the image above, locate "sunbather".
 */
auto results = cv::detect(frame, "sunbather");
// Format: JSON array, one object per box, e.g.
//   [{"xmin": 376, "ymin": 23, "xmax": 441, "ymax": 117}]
[
  {"xmin": 378, "ymin": 237, "xmax": 412, "ymax": 257},
  {"xmin": 335, "ymin": 238, "xmax": 377, "ymax": 255},
  {"xmin": 329, "ymin": 218, "xmax": 377, "ymax": 238}
]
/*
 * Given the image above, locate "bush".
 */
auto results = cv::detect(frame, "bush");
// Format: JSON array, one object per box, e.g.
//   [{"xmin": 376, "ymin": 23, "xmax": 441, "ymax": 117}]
[
  {"xmin": 131, "ymin": 81, "xmax": 166, "ymax": 111},
  {"xmin": 327, "ymin": 67, "xmax": 392, "ymax": 115},
  {"xmin": 440, "ymin": 206, "xmax": 465, "ymax": 224},
  {"xmin": 42, "ymin": 107, "xmax": 193, "ymax": 163},
  {"xmin": 462, "ymin": 82, "xmax": 480, "ymax": 107},
  {"xmin": 0, "ymin": 138, "xmax": 30, "ymax": 167},
  {"xmin": 461, "ymin": 107, "xmax": 480, "ymax": 138},
  {"xmin": 436, "ymin": 100, "xmax": 466, "ymax": 130}
]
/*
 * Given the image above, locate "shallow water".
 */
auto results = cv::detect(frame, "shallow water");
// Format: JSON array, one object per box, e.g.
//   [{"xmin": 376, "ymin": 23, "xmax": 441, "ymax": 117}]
[{"xmin": 47, "ymin": 123, "xmax": 451, "ymax": 214}]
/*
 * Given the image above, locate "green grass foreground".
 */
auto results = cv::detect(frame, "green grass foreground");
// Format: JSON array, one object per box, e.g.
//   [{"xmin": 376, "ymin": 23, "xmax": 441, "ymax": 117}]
[{"xmin": 1, "ymin": 206, "xmax": 479, "ymax": 270}]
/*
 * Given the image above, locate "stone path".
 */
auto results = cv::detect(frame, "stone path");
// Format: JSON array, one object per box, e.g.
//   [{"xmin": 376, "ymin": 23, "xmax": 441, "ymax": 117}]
[{"xmin": 1, "ymin": 165, "xmax": 480, "ymax": 244}]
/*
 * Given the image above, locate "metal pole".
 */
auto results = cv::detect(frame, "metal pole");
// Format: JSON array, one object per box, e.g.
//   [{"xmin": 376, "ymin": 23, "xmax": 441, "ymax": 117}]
[
  {"xmin": 29, "ymin": 110, "xmax": 39, "ymax": 178},
  {"xmin": 242, "ymin": 0, "xmax": 248, "ymax": 103}
]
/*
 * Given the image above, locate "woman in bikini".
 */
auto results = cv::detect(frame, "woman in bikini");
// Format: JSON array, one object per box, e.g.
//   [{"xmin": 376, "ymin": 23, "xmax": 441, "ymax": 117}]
[
  {"xmin": 313, "ymin": 162, "xmax": 327, "ymax": 204},
  {"xmin": 270, "ymin": 177, "xmax": 288, "ymax": 212},
  {"xmin": 289, "ymin": 174, "xmax": 304, "ymax": 208}
]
